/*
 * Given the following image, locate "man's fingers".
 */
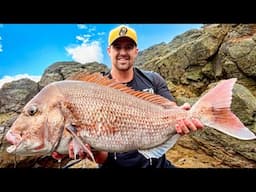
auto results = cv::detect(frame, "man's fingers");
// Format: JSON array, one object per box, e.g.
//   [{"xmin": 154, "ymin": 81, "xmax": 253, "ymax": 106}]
[
  {"xmin": 183, "ymin": 119, "xmax": 197, "ymax": 132},
  {"xmin": 68, "ymin": 142, "xmax": 74, "ymax": 159},
  {"xmin": 175, "ymin": 123, "xmax": 182, "ymax": 134},
  {"xmin": 178, "ymin": 120, "xmax": 190, "ymax": 134},
  {"xmin": 191, "ymin": 118, "xmax": 204, "ymax": 129},
  {"xmin": 93, "ymin": 151, "xmax": 108, "ymax": 164},
  {"xmin": 52, "ymin": 151, "xmax": 66, "ymax": 160},
  {"xmin": 176, "ymin": 118, "xmax": 204, "ymax": 135}
]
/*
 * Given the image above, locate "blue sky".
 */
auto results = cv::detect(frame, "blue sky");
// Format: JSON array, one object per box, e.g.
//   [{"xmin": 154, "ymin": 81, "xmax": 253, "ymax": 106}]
[{"xmin": 0, "ymin": 24, "xmax": 203, "ymax": 88}]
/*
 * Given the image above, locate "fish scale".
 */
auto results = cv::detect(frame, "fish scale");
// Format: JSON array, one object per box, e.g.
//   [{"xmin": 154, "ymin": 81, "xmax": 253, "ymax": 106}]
[
  {"xmin": 54, "ymin": 80, "xmax": 175, "ymax": 151},
  {"xmin": 5, "ymin": 74, "xmax": 256, "ymax": 160}
]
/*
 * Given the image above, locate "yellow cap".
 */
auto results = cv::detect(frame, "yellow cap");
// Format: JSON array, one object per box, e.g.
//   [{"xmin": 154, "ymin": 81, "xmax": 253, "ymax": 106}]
[{"xmin": 108, "ymin": 25, "xmax": 137, "ymax": 46}]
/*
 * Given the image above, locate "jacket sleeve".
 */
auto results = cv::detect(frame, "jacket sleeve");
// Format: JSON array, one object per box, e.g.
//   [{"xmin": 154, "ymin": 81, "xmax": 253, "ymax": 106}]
[{"xmin": 152, "ymin": 72, "xmax": 176, "ymax": 102}]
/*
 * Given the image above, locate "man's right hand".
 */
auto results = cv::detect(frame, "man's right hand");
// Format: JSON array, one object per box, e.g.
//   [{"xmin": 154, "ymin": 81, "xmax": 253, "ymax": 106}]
[
  {"xmin": 83, "ymin": 144, "xmax": 108, "ymax": 164},
  {"xmin": 68, "ymin": 140, "xmax": 108, "ymax": 164}
]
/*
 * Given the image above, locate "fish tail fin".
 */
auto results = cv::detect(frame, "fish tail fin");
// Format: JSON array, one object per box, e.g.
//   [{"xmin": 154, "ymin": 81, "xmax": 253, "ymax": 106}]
[{"xmin": 190, "ymin": 78, "xmax": 256, "ymax": 140}]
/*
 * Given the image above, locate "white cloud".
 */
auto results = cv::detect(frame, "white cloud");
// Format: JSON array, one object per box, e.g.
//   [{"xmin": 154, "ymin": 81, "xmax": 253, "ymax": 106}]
[
  {"xmin": 66, "ymin": 25, "xmax": 104, "ymax": 64},
  {"xmin": 0, "ymin": 74, "xmax": 41, "ymax": 89},
  {"xmin": 76, "ymin": 35, "xmax": 90, "ymax": 43},
  {"xmin": 77, "ymin": 24, "xmax": 87, "ymax": 29},
  {"xmin": 88, "ymin": 26, "xmax": 96, "ymax": 33},
  {"xmin": 97, "ymin": 32, "xmax": 105, "ymax": 36},
  {"xmin": 65, "ymin": 40, "xmax": 103, "ymax": 64}
]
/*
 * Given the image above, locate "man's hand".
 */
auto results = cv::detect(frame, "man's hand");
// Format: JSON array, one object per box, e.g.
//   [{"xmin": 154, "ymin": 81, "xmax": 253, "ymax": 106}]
[
  {"xmin": 86, "ymin": 144, "xmax": 108, "ymax": 164},
  {"xmin": 175, "ymin": 102, "xmax": 204, "ymax": 135},
  {"xmin": 76, "ymin": 144, "xmax": 108, "ymax": 164}
]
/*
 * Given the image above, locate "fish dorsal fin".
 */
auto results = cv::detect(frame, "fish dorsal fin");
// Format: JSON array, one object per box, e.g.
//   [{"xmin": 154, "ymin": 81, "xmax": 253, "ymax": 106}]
[
  {"xmin": 68, "ymin": 72, "xmax": 117, "ymax": 86},
  {"xmin": 68, "ymin": 72, "xmax": 176, "ymax": 108}
]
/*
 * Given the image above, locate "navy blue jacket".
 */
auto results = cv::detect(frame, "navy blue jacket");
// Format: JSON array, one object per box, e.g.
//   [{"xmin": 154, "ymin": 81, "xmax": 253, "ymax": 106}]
[{"xmin": 101, "ymin": 67, "xmax": 176, "ymax": 168}]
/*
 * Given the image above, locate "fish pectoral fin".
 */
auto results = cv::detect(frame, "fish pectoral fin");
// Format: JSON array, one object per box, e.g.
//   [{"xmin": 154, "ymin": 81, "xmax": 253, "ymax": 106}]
[
  {"xmin": 66, "ymin": 124, "xmax": 96, "ymax": 162},
  {"xmin": 72, "ymin": 139, "xmax": 80, "ymax": 160},
  {"xmin": 138, "ymin": 134, "xmax": 180, "ymax": 159}
]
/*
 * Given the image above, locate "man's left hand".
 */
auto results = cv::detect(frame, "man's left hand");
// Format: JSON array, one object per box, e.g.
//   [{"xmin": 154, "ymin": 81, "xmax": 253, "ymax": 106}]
[{"xmin": 175, "ymin": 102, "xmax": 204, "ymax": 135}]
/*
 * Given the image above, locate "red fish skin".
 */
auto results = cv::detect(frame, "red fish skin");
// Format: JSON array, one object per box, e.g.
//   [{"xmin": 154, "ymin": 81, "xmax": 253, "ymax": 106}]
[{"xmin": 4, "ymin": 75, "xmax": 256, "ymax": 160}]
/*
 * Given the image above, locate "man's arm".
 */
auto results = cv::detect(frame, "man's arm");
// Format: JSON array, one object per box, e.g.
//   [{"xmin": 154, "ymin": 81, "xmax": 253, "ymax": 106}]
[
  {"xmin": 152, "ymin": 72, "xmax": 204, "ymax": 134},
  {"xmin": 151, "ymin": 71, "xmax": 176, "ymax": 102}
]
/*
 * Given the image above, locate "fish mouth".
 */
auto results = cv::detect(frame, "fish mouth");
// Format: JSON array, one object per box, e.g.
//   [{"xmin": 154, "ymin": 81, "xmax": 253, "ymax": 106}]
[
  {"xmin": 6, "ymin": 141, "xmax": 53, "ymax": 156},
  {"xmin": 5, "ymin": 129, "xmax": 54, "ymax": 156}
]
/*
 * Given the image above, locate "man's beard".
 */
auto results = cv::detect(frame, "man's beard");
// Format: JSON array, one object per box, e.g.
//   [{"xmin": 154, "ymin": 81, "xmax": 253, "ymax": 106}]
[{"xmin": 116, "ymin": 62, "xmax": 133, "ymax": 71}]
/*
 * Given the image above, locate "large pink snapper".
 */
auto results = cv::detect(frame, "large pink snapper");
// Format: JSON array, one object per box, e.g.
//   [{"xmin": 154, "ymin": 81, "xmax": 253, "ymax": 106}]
[{"xmin": 5, "ymin": 73, "xmax": 256, "ymax": 161}]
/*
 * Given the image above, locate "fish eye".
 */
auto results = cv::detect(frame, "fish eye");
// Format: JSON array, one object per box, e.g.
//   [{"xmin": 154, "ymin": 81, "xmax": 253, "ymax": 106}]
[{"xmin": 27, "ymin": 105, "xmax": 38, "ymax": 116}]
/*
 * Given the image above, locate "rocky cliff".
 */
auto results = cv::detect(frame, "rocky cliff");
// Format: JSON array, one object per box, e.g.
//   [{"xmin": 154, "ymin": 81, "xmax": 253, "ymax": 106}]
[{"xmin": 0, "ymin": 24, "xmax": 255, "ymax": 168}]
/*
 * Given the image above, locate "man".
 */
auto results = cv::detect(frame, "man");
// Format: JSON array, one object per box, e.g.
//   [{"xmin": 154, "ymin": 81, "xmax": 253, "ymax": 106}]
[{"xmin": 87, "ymin": 24, "xmax": 204, "ymax": 168}]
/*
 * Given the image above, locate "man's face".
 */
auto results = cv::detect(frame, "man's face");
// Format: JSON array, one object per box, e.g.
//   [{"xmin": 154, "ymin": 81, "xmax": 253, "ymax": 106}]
[{"xmin": 107, "ymin": 37, "xmax": 138, "ymax": 71}]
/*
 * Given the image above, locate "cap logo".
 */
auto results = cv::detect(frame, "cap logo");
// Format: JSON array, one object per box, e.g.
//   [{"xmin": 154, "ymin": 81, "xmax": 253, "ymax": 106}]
[{"xmin": 119, "ymin": 27, "xmax": 128, "ymax": 37}]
